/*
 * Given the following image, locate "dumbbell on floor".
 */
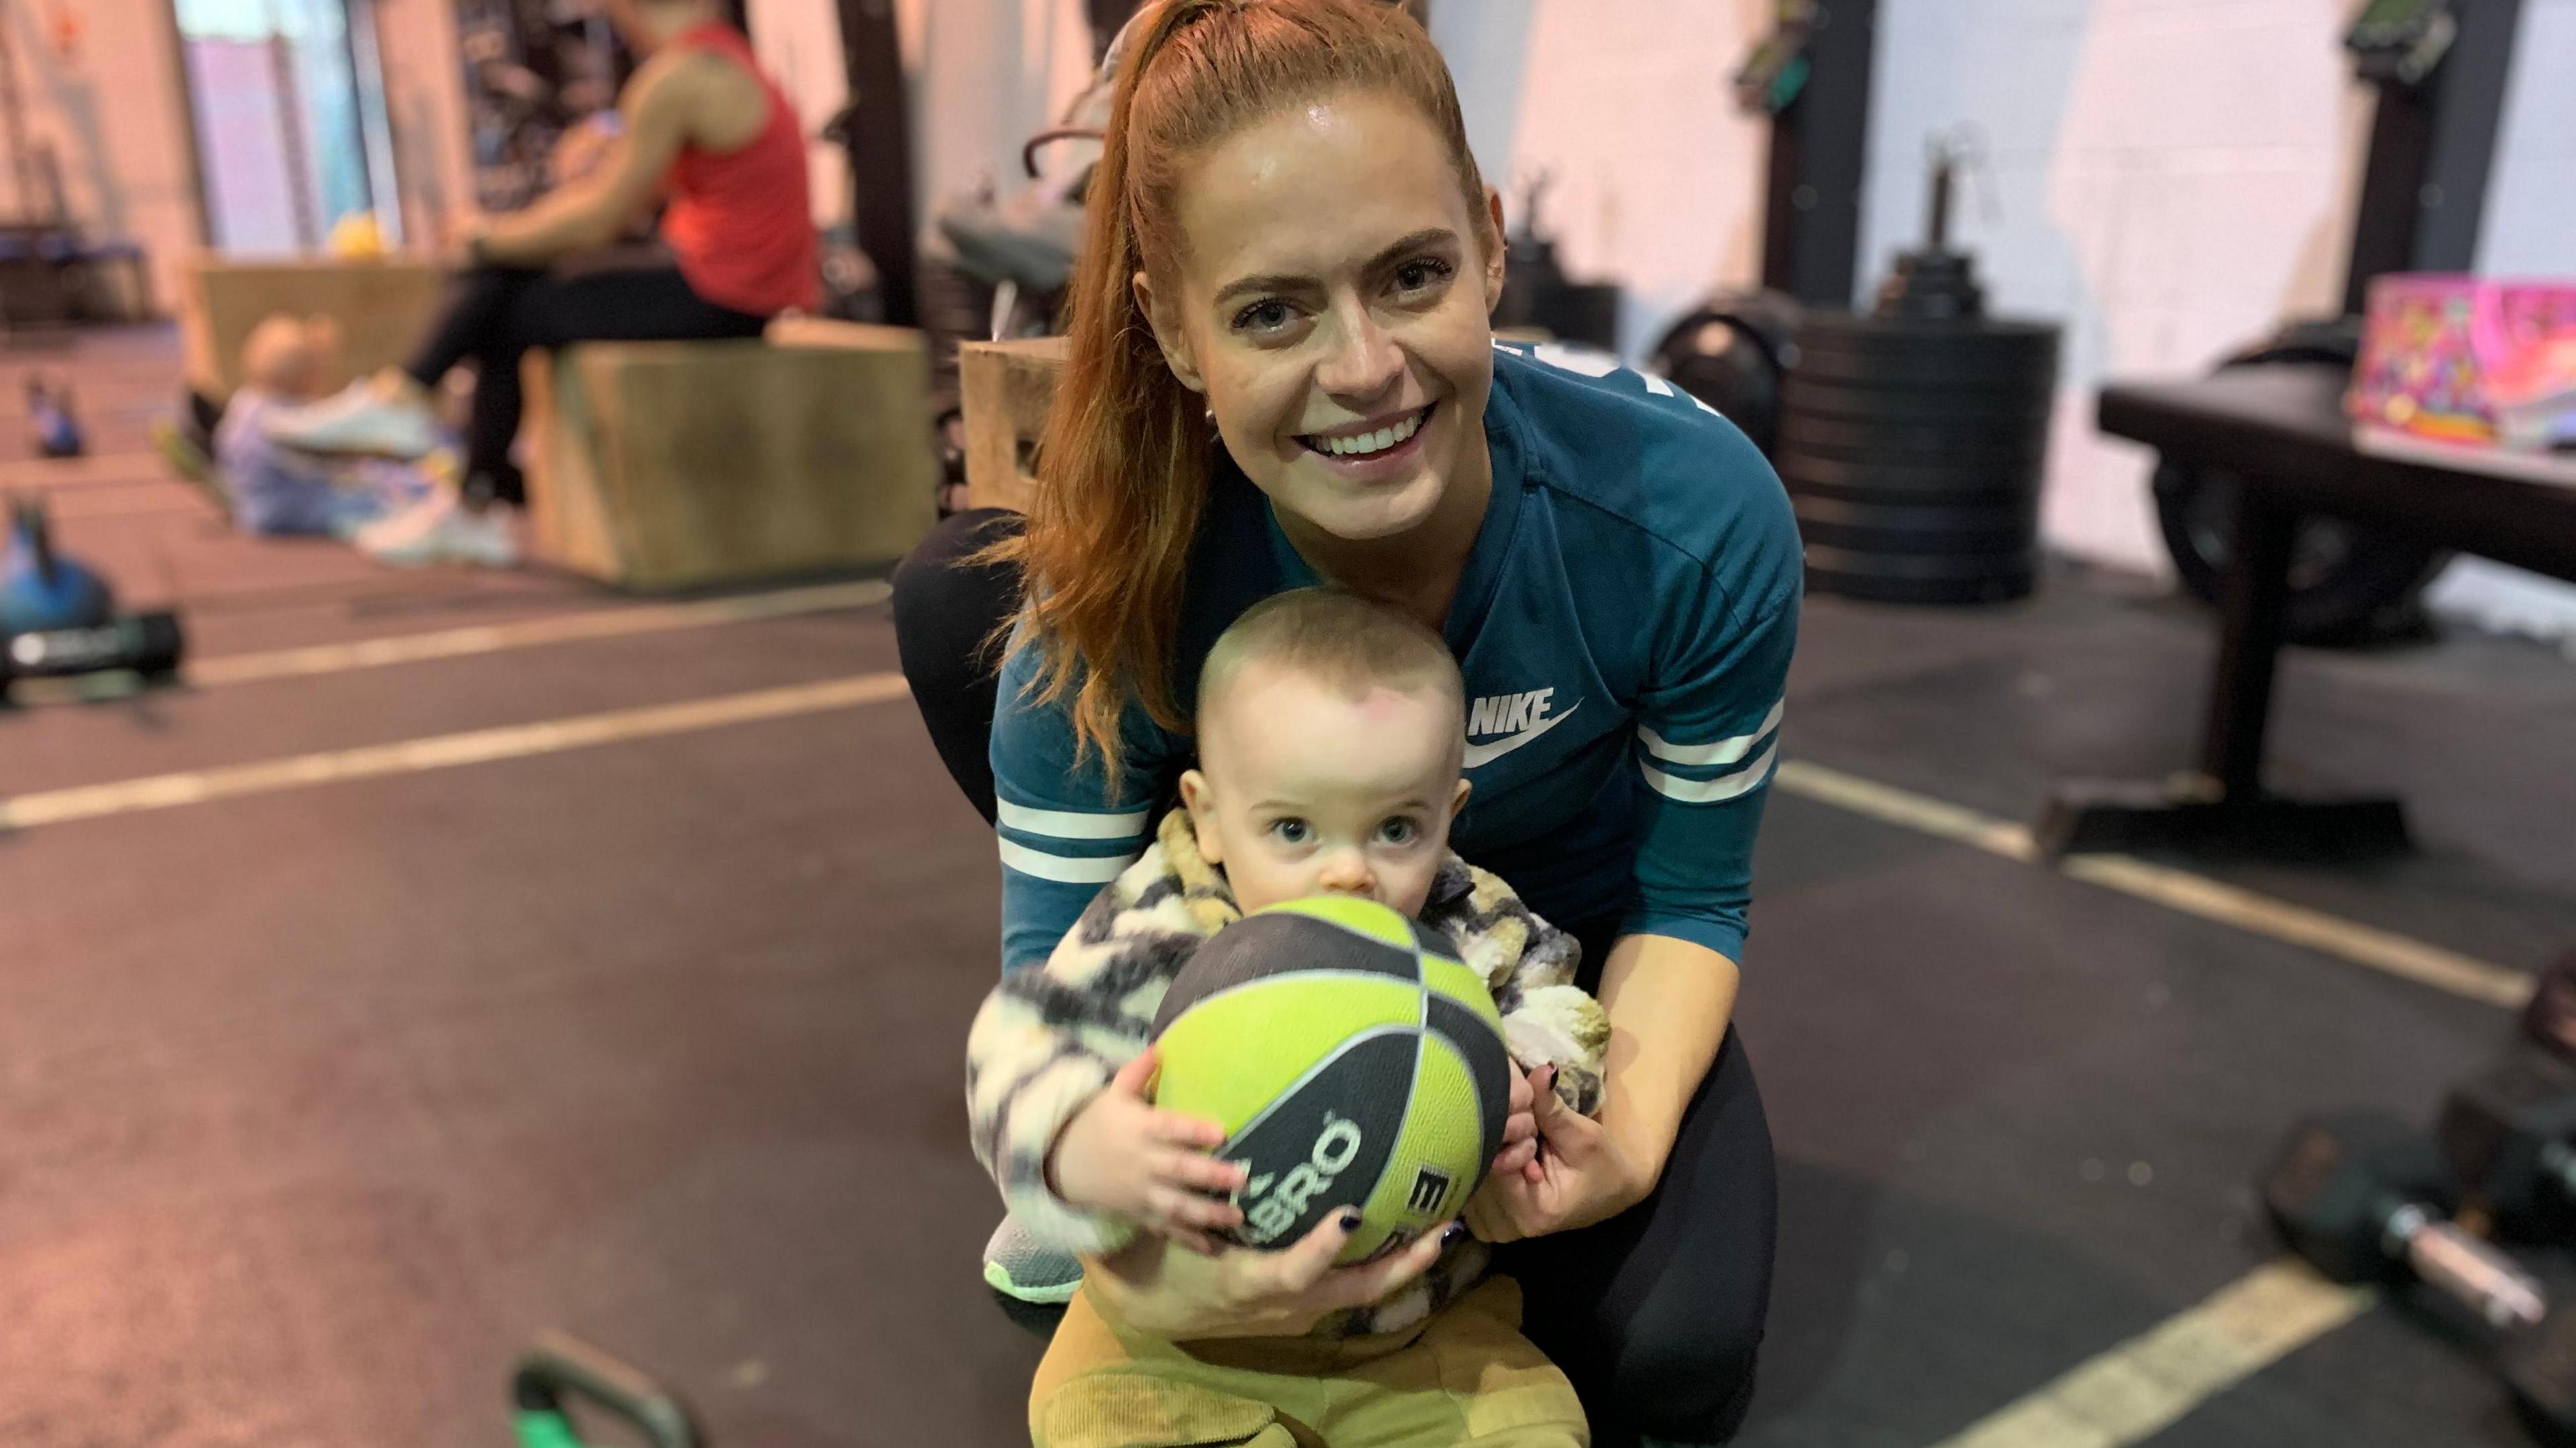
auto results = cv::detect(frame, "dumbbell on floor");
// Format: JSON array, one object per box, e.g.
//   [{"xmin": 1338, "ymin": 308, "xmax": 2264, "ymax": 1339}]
[
  {"xmin": 2267, "ymin": 1110, "xmax": 2576, "ymax": 1445},
  {"xmin": 2523, "ymin": 952, "xmax": 2576, "ymax": 1064},
  {"xmin": 2267, "ymin": 1110, "xmax": 2546, "ymax": 1329},
  {"xmin": 2444, "ymin": 1051, "xmax": 2576, "ymax": 1243},
  {"xmin": 0, "ymin": 612, "xmax": 186, "ymax": 703}
]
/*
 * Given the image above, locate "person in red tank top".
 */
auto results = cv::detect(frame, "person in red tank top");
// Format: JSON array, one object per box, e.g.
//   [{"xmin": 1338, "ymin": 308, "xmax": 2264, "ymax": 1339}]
[{"xmin": 266, "ymin": 0, "xmax": 819, "ymax": 565}]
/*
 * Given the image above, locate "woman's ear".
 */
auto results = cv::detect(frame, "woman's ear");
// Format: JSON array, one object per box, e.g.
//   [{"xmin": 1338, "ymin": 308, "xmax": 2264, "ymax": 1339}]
[
  {"xmin": 1179, "ymin": 767, "xmax": 1224, "ymax": 863},
  {"xmin": 1133, "ymin": 270, "xmax": 1206, "ymax": 394},
  {"xmin": 1481, "ymin": 185, "xmax": 1508, "ymax": 313}
]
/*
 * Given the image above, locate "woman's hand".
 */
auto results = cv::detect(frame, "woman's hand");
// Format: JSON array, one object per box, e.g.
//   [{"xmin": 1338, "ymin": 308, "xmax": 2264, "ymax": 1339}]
[
  {"xmin": 1464, "ymin": 1064, "xmax": 1647, "ymax": 1243},
  {"xmin": 1491, "ymin": 1059, "xmax": 1543, "ymax": 1184},
  {"xmin": 1082, "ymin": 1210, "xmax": 1454, "ymax": 1341},
  {"xmin": 1047, "ymin": 1049, "xmax": 1248, "ymax": 1256}
]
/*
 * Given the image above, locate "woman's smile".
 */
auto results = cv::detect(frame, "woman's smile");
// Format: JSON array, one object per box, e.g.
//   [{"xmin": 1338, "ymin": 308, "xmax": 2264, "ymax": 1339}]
[{"xmin": 1296, "ymin": 402, "xmax": 1438, "ymax": 483}]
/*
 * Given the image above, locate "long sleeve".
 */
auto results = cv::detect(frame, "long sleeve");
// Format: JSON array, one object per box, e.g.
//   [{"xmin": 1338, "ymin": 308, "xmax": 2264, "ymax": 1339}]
[
  {"xmin": 987, "ymin": 633, "xmax": 1179, "ymax": 973},
  {"xmin": 1621, "ymin": 534, "xmax": 1800, "ymax": 965}
]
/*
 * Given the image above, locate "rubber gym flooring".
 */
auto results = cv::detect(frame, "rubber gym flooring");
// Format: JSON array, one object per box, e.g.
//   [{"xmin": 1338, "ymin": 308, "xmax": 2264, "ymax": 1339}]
[{"xmin": 7, "ymin": 325, "xmax": 2576, "ymax": 1447}]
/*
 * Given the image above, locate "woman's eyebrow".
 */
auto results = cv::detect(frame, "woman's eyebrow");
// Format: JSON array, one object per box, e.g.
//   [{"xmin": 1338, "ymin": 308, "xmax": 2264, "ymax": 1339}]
[{"xmin": 1213, "ymin": 228, "xmax": 1462, "ymax": 308}]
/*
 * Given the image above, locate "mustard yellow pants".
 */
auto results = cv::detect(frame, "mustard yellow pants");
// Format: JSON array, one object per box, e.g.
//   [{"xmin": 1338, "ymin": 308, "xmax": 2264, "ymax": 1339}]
[{"xmin": 1029, "ymin": 1276, "xmax": 1588, "ymax": 1448}]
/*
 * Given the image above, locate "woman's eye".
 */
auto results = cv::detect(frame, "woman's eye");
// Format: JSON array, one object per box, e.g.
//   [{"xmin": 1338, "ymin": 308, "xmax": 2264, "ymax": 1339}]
[
  {"xmin": 1393, "ymin": 258, "xmax": 1454, "ymax": 296},
  {"xmin": 1270, "ymin": 818, "xmax": 1313, "ymax": 844},
  {"xmin": 1235, "ymin": 299, "xmax": 1295, "ymax": 334},
  {"xmin": 1376, "ymin": 818, "xmax": 1420, "ymax": 846}
]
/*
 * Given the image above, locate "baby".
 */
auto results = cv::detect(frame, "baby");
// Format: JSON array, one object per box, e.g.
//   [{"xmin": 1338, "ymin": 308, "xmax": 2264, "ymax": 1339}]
[
  {"xmin": 214, "ymin": 315, "xmax": 431, "ymax": 539},
  {"xmin": 965, "ymin": 587, "xmax": 1608, "ymax": 1447}
]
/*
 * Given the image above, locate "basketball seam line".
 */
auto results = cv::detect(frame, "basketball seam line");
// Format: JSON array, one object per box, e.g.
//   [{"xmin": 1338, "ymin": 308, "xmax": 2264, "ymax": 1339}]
[
  {"xmin": 1269, "ymin": 901, "xmax": 1450, "ymax": 958},
  {"xmin": 1205, "ymin": 1023, "xmax": 1423, "ymax": 1167},
  {"xmin": 1159, "ymin": 970, "xmax": 1418, "ymax": 1024}
]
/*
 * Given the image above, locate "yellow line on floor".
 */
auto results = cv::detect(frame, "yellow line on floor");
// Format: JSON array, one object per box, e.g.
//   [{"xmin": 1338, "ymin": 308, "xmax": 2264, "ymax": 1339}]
[
  {"xmin": 0, "ymin": 672, "xmax": 909, "ymax": 830},
  {"xmin": 1773, "ymin": 759, "xmax": 2042, "ymax": 860},
  {"xmin": 2055, "ymin": 853, "xmax": 2534, "ymax": 1008},
  {"xmin": 1927, "ymin": 1258, "xmax": 2372, "ymax": 1448},
  {"xmin": 187, "ymin": 578, "xmax": 892, "ymax": 686},
  {"xmin": 1772, "ymin": 760, "xmax": 2534, "ymax": 1010}
]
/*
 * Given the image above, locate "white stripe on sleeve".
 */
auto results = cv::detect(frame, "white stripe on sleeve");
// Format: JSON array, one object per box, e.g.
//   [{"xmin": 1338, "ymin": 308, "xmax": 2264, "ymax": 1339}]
[
  {"xmin": 1640, "ymin": 742, "xmax": 1779, "ymax": 803},
  {"xmin": 995, "ymin": 799, "xmax": 1152, "ymax": 841},
  {"xmin": 1638, "ymin": 700, "xmax": 1784, "ymax": 767},
  {"xmin": 997, "ymin": 838, "xmax": 1138, "ymax": 884},
  {"xmin": 1642, "ymin": 373, "xmax": 1676, "ymax": 397}
]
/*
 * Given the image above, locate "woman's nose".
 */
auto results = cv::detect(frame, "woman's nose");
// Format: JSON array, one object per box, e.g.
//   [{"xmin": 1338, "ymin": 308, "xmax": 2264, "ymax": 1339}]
[{"xmin": 1316, "ymin": 298, "xmax": 1402, "ymax": 400}]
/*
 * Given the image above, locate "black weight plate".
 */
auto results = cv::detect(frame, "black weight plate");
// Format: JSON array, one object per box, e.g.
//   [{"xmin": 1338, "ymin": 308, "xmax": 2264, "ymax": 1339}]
[
  {"xmin": 1804, "ymin": 543, "xmax": 2036, "ymax": 604},
  {"xmin": 1792, "ymin": 347, "xmax": 2057, "ymax": 392},
  {"xmin": 1776, "ymin": 410, "xmax": 2047, "ymax": 459},
  {"xmin": 1792, "ymin": 495, "xmax": 2035, "ymax": 554},
  {"xmin": 1774, "ymin": 447, "xmax": 2040, "ymax": 500},
  {"xmin": 1779, "ymin": 376, "xmax": 2054, "ymax": 425},
  {"xmin": 1793, "ymin": 316, "xmax": 2059, "ymax": 388},
  {"xmin": 1797, "ymin": 312, "xmax": 2061, "ymax": 347}
]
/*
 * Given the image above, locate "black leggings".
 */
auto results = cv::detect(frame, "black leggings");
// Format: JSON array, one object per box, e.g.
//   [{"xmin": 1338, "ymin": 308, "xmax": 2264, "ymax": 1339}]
[
  {"xmin": 892, "ymin": 510, "xmax": 1776, "ymax": 1445},
  {"xmin": 405, "ymin": 252, "xmax": 769, "ymax": 505}
]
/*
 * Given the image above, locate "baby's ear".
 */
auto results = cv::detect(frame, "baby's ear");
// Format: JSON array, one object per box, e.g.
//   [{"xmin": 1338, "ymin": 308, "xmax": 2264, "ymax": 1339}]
[
  {"xmin": 1179, "ymin": 768, "xmax": 1223, "ymax": 864},
  {"xmin": 1452, "ymin": 777, "xmax": 1473, "ymax": 816}
]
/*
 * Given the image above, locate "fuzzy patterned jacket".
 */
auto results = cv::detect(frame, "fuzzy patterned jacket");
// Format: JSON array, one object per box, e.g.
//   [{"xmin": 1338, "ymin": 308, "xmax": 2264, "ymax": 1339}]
[{"xmin": 965, "ymin": 807, "xmax": 1613, "ymax": 1338}]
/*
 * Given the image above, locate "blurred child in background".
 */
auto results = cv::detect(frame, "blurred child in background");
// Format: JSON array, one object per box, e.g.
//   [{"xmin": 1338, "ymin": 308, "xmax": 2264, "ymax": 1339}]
[{"xmin": 213, "ymin": 315, "xmax": 452, "ymax": 554}]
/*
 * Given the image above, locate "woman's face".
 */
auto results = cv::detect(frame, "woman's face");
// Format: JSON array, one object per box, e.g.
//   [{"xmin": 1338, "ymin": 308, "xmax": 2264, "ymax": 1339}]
[{"xmin": 1139, "ymin": 91, "xmax": 1505, "ymax": 543}]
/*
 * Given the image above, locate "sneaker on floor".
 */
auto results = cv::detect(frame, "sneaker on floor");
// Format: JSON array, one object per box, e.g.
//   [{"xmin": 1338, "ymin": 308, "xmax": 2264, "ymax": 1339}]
[
  {"xmin": 264, "ymin": 376, "xmax": 439, "ymax": 459},
  {"xmin": 983, "ymin": 1214, "xmax": 1083, "ymax": 1306},
  {"xmin": 356, "ymin": 492, "xmax": 519, "ymax": 568}
]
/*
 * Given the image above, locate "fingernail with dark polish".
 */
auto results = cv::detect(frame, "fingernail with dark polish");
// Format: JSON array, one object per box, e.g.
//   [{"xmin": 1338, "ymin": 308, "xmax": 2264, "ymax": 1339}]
[
  {"xmin": 1339, "ymin": 1209, "xmax": 1362, "ymax": 1232},
  {"xmin": 1441, "ymin": 1222, "xmax": 1467, "ymax": 1246}
]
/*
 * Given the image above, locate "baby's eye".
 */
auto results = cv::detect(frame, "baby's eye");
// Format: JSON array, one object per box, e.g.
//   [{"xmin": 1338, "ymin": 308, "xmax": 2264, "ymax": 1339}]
[
  {"xmin": 1269, "ymin": 818, "xmax": 1313, "ymax": 845},
  {"xmin": 1376, "ymin": 817, "xmax": 1420, "ymax": 846}
]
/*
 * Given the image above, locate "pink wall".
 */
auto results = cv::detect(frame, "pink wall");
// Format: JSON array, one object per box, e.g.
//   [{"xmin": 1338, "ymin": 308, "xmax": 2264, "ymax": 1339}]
[{"xmin": 7, "ymin": 0, "xmax": 203, "ymax": 307}]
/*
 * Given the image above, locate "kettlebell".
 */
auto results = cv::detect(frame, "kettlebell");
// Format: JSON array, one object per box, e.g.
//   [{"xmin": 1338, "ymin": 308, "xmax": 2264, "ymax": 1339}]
[
  {"xmin": 28, "ymin": 374, "xmax": 85, "ymax": 459},
  {"xmin": 1, "ymin": 495, "xmax": 114, "ymax": 634}
]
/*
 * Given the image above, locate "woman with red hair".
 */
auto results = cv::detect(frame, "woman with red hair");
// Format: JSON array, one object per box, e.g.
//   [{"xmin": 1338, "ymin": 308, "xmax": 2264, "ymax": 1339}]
[{"xmin": 902, "ymin": 3, "xmax": 1796, "ymax": 1441}]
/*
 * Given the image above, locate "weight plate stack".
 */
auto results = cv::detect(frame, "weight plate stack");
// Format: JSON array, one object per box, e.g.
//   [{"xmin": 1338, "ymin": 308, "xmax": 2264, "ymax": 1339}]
[{"xmin": 1778, "ymin": 311, "xmax": 2061, "ymax": 605}]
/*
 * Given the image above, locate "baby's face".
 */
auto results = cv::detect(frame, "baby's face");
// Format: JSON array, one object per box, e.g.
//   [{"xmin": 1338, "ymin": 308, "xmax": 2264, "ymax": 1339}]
[{"xmin": 1181, "ymin": 661, "xmax": 1468, "ymax": 919}]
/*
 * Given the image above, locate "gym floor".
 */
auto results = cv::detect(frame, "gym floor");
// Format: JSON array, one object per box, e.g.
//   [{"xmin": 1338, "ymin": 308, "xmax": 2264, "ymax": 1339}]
[{"xmin": 8, "ymin": 325, "xmax": 2576, "ymax": 1447}]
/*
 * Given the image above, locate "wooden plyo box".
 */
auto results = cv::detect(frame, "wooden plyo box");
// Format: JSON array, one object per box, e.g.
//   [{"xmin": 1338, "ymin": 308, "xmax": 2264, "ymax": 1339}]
[
  {"xmin": 176, "ymin": 254, "xmax": 446, "ymax": 398},
  {"xmin": 959, "ymin": 336, "xmax": 1069, "ymax": 512},
  {"xmin": 523, "ymin": 319, "xmax": 940, "ymax": 591}
]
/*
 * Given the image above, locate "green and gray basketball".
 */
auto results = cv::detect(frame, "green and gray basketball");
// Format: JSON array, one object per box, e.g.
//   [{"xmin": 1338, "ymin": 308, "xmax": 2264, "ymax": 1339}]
[{"xmin": 1150, "ymin": 896, "xmax": 1513, "ymax": 1264}]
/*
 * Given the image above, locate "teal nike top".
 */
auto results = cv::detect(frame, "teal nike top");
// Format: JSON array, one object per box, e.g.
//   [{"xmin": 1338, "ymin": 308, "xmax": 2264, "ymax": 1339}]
[{"xmin": 989, "ymin": 341, "xmax": 1802, "ymax": 974}]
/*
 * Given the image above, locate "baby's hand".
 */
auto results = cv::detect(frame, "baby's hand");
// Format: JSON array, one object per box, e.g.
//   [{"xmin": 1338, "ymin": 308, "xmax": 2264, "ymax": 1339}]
[{"xmin": 1046, "ymin": 1049, "xmax": 1250, "ymax": 1255}]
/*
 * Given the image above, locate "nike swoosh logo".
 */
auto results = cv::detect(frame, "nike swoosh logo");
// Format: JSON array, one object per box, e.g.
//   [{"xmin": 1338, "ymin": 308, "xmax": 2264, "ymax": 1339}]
[{"xmin": 1462, "ymin": 702, "xmax": 1580, "ymax": 769}]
